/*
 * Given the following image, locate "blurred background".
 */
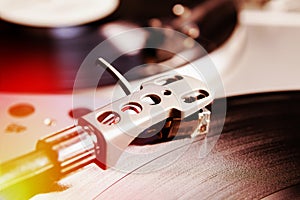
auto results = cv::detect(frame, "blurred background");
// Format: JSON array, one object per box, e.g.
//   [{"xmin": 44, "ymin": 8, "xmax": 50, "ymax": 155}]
[
  {"xmin": 224, "ymin": 0, "xmax": 300, "ymax": 95},
  {"xmin": 0, "ymin": 0, "xmax": 300, "ymax": 197}
]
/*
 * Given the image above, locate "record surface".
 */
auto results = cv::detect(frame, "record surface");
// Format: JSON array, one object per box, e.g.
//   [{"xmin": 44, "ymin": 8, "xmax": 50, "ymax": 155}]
[{"xmin": 23, "ymin": 91, "xmax": 300, "ymax": 199}]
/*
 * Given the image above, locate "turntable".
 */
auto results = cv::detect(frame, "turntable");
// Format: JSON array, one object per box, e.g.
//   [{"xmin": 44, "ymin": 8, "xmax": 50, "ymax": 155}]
[{"xmin": 0, "ymin": 0, "xmax": 300, "ymax": 199}]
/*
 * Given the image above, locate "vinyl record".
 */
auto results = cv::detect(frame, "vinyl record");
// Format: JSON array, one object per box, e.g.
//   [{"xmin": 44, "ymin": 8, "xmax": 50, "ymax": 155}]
[
  {"xmin": 2, "ymin": 91, "xmax": 299, "ymax": 199},
  {"xmin": 0, "ymin": 0, "xmax": 238, "ymax": 93},
  {"xmin": 87, "ymin": 91, "xmax": 300, "ymax": 199}
]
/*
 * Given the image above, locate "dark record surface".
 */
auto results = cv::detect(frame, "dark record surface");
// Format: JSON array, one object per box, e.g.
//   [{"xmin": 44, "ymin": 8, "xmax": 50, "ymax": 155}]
[
  {"xmin": 1, "ymin": 91, "xmax": 299, "ymax": 199},
  {"xmin": 94, "ymin": 91, "xmax": 300, "ymax": 199}
]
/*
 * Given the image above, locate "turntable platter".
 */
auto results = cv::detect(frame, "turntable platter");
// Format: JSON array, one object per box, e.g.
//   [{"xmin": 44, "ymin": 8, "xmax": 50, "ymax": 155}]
[
  {"xmin": 0, "ymin": 0, "xmax": 238, "ymax": 93},
  {"xmin": 0, "ymin": 0, "xmax": 119, "ymax": 27}
]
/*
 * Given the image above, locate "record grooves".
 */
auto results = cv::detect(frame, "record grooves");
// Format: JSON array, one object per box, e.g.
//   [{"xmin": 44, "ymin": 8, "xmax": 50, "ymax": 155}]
[
  {"xmin": 2, "ymin": 91, "xmax": 298, "ymax": 199},
  {"xmin": 93, "ymin": 91, "xmax": 300, "ymax": 199},
  {"xmin": 1, "ymin": 91, "xmax": 300, "ymax": 199}
]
